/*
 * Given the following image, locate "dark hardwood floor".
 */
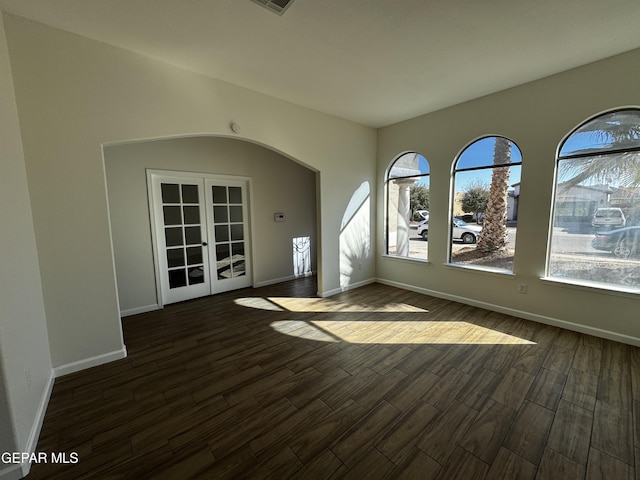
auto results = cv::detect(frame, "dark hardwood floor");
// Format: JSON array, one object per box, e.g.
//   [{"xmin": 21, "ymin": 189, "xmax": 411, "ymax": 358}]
[{"xmin": 27, "ymin": 277, "xmax": 640, "ymax": 479}]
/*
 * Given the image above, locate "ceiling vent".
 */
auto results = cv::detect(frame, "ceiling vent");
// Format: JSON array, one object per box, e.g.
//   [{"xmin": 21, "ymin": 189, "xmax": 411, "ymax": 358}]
[{"xmin": 250, "ymin": 0, "xmax": 296, "ymax": 16}]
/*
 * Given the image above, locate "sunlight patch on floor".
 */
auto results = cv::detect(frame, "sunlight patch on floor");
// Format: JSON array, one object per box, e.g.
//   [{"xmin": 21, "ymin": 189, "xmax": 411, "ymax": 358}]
[
  {"xmin": 235, "ymin": 297, "xmax": 285, "ymax": 311},
  {"xmin": 270, "ymin": 320, "xmax": 339, "ymax": 343},
  {"xmin": 266, "ymin": 297, "xmax": 428, "ymax": 313},
  {"xmin": 270, "ymin": 319, "xmax": 535, "ymax": 345}
]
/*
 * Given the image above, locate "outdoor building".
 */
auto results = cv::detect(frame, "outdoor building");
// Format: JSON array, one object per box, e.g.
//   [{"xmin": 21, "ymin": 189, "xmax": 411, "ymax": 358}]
[
  {"xmin": 507, "ymin": 183, "xmax": 520, "ymax": 222},
  {"xmin": 553, "ymin": 183, "xmax": 612, "ymax": 229},
  {"xmin": 386, "ymin": 152, "xmax": 421, "ymax": 256}
]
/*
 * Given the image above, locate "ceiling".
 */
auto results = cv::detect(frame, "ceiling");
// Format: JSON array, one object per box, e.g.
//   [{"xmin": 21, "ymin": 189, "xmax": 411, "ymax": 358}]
[{"xmin": 1, "ymin": 0, "xmax": 640, "ymax": 128}]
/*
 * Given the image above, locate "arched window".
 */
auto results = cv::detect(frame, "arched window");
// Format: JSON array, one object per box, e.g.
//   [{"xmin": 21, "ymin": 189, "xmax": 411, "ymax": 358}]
[
  {"xmin": 547, "ymin": 108, "xmax": 640, "ymax": 291},
  {"xmin": 385, "ymin": 152, "xmax": 430, "ymax": 261},
  {"xmin": 450, "ymin": 136, "xmax": 523, "ymax": 272}
]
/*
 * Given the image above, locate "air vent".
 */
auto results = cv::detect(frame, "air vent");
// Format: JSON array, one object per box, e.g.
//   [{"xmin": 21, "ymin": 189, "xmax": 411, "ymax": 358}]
[{"xmin": 250, "ymin": 0, "xmax": 296, "ymax": 16}]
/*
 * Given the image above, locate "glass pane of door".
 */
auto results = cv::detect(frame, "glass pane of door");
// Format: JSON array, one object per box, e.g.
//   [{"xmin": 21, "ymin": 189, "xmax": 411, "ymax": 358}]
[
  {"xmin": 160, "ymin": 182, "xmax": 207, "ymax": 288},
  {"xmin": 211, "ymin": 186, "xmax": 245, "ymax": 279},
  {"xmin": 151, "ymin": 174, "xmax": 211, "ymax": 305},
  {"xmin": 206, "ymin": 179, "xmax": 251, "ymax": 294},
  {"xmin": 151, "ymin": 173, "xmax": 250, "ymax": 304}
]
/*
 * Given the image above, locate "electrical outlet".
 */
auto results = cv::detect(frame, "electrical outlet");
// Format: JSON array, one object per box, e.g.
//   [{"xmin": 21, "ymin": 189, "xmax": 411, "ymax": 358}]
[{"xmin": 518, "ymin": 284, "xmax": 528, "ymax": 294}]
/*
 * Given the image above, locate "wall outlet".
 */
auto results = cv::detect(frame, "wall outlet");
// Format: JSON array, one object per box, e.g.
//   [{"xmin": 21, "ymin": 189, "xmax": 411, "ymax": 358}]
[{"xmin": 518, "ymin": 284, "xmax": 528, "ymax": 294}]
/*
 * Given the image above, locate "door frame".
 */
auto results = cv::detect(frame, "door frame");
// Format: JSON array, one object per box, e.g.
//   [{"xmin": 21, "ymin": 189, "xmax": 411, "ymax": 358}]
[{"xmin": 147, "ymin": 169, "xmax": 255, "ymax": 308}]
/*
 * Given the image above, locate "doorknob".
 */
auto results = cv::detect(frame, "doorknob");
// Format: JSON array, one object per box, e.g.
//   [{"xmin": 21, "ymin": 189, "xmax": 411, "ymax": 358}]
[{"xmin": 202, "ymin": 242, "xmax": 208, "ymax": 246}]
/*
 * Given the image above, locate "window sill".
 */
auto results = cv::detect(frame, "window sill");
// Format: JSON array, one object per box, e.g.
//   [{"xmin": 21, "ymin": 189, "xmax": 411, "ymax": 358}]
[
  {"xmin": 381, "ymin": 254, "xmax": 430, "ymax": 265},
  {"xmin": 541, "ymin": 276, "xmax": 640, "ymax": 298},
  {"xmin": 445, "ymin": 262, "xmax": 515, "ymax": 277}
]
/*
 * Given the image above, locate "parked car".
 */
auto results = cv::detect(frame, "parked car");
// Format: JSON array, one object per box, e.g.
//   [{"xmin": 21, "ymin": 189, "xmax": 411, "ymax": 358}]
[
  {"xmin": 416, "ymin": 210, "xmax": 429, "ymax": 221},
  {"xmin": 592, "ymin": 207, "xmax": 626, "ymax": 229},
  {"xmin": 592, "ymin": 226, "xmax": 640, "ymax": 258},
  {"xmin": 417, "ymin": 219, "xmax": 429, "ymax": 238},
  {"xmin": 417, "ymin": 217, "xmax": 482, "ymax": 244}
]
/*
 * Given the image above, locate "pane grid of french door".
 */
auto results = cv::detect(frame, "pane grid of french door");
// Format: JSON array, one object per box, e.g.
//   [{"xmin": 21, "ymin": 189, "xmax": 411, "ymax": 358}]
[
  {"xmin": 160, "ymin": 182, "xmax": 206, "ymax": 289},
  {"xmin": 150, "ymin": 171, "xmax": 252, "ymax": 305},
  {"xmin": 212, "ymin": 185, "xmax": 246, "ymax": 280}
]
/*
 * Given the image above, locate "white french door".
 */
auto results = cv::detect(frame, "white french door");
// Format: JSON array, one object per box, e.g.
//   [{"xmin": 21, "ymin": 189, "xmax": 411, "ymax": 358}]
[
  {"xmin": 149, "ymin": 171, "xmax": 252, "ymax": 305},
  {"xmin": 205, "ymin": 178, "xmax": 251, "ymax": 294}
]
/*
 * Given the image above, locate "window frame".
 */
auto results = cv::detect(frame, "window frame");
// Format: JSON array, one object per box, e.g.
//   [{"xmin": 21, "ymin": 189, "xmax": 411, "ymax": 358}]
[
  {"xmin": 544, "ymin": 106, "xmax": 640, "ymax": 293},
  {"xmin": 384, "ymin": 151, "xmax": 430, "ymax": 261},
  {"xmin": 449, "ymin": 135, "xmax": 523, "ymax": 274}
]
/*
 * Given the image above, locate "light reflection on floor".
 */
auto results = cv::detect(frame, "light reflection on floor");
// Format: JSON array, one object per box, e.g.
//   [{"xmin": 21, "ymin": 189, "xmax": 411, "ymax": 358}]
[
  {"xmin": 266, "ymin": 297, "xmax": 428, "ymax": 313},
  {"xmin": 269, "ymin": 319, "xmax": 536, "ymax": 345},
  {"xmin": 238, "ymin": 296, "xmax": 536, "ymax": 345},
  {"xmin": 234, "ymin": 297, "xmax": 285, "ymax": 311}
]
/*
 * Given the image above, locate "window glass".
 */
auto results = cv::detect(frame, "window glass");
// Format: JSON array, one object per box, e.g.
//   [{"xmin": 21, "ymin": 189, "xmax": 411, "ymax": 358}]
[
  {"xmin": 548, "ymin": 108, "xmax": 640, "ymax": 291},
  {"xmin": 559, "ymin": 110, "xmax": 640, "ymax": 158},
  {"xmin": 450, "ymin": 136, "xmax": 523, "ymax": 273},
  {"xmin": 385, "ymin": 152, "xmax": 430, "ymax": 260}
]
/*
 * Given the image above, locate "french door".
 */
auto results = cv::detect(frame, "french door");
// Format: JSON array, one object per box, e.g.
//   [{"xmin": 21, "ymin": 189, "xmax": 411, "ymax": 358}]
[
  {"xmin": 205, "ymin": 178, "xmax": 251, "ymax": 294},
  {"xmin": 149, "ymin": 171, "xmax": 252, "ymax": 305}
]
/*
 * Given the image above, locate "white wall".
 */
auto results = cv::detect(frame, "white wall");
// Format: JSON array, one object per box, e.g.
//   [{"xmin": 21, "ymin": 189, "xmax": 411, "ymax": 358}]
[
  {"xmin": 3, "ymin": 13, "xmax": 377, "ymax": 370},
  {"xmin": 104, "ymin": 136, "xmax": 318, "ymax": 314},
  {"xmin": 0, "ymin": 13, "xmax": 52, "ymax": 478},
  {"xmin": 377, "ymin": 48, "xmax": 640, "ymax": 343}
]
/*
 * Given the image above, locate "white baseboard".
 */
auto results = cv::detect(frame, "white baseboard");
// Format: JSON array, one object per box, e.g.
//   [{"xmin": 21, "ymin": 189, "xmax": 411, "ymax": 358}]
[
  {"xmin": 254, "ymin": 272, "xmax": 314, "ymax": 288},
  {"xmin": 321, "ymin": 278, "xmax": 377, "ymax": 298},
  {"xmin": 23, "ymin": 369, "xmax": 55, "ymax": 465},
  {"xmin": 120, "ymin": 304, "xmax": 160, "ymax": 317},
  {"xmin": 377, "ymin": 277, "xmax": 640, "ymax": 347},
  {"xmin": 0, "ymin": 369, "xmax": 55, "ymax": 480},
  {"xmin": 53, "ymin": 347, "xmax": 128, "ymax": 378},
  {"xmin": 254, "ymin": 274, "xmax": 298, "ymax": 288},
  {"xmin": 1, "ymin": 352, "xmax": 126, "ymax": 479}
]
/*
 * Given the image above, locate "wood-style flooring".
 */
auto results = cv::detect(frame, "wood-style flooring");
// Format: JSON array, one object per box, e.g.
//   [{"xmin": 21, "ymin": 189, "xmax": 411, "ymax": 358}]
[{"xmin": 27, "ymin": 277, "xmax": 640, "ymax": 479}]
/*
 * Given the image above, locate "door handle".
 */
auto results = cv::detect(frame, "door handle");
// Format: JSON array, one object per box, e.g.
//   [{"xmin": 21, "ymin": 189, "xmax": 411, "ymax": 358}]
[{"xmin": 202, "ymin": 242, "xmax": 208, "ymax": 246}]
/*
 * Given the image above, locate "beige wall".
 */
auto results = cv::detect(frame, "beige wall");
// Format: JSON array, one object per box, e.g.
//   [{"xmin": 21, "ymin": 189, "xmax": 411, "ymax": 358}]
[
  {"xmin": 0, "ymin": 13, "xmax": 52, "ymax": 473},
  {"xmin": 3, "ymin": 13, "xmax": 377, "ymax": 371},
  {"xmin": 104, "ymin": 136, "xmax": 318, "ymax": 314},
  {"xmin": 378, "ymin": 48, "xmax": 640, "ymax": 342}
]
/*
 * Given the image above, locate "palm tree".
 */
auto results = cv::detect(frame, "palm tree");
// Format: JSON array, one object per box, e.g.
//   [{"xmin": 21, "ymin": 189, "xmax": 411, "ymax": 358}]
[
  {"xmin": 476, "ymin": 137, "xmax": 511, "ymax": 253},
  {"xmin": 559, "ymin": 109, "xmax": 640, "ymax": 189}
]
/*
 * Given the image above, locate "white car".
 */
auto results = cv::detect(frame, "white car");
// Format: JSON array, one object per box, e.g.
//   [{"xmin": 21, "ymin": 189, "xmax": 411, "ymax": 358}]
[
  {"xmin": 417, "ymin": 217, "xmax": 482, "ymax": 244},
  {"xmin": 592, "ymin": 207, "xmax": 625, "ymax": 229}
]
